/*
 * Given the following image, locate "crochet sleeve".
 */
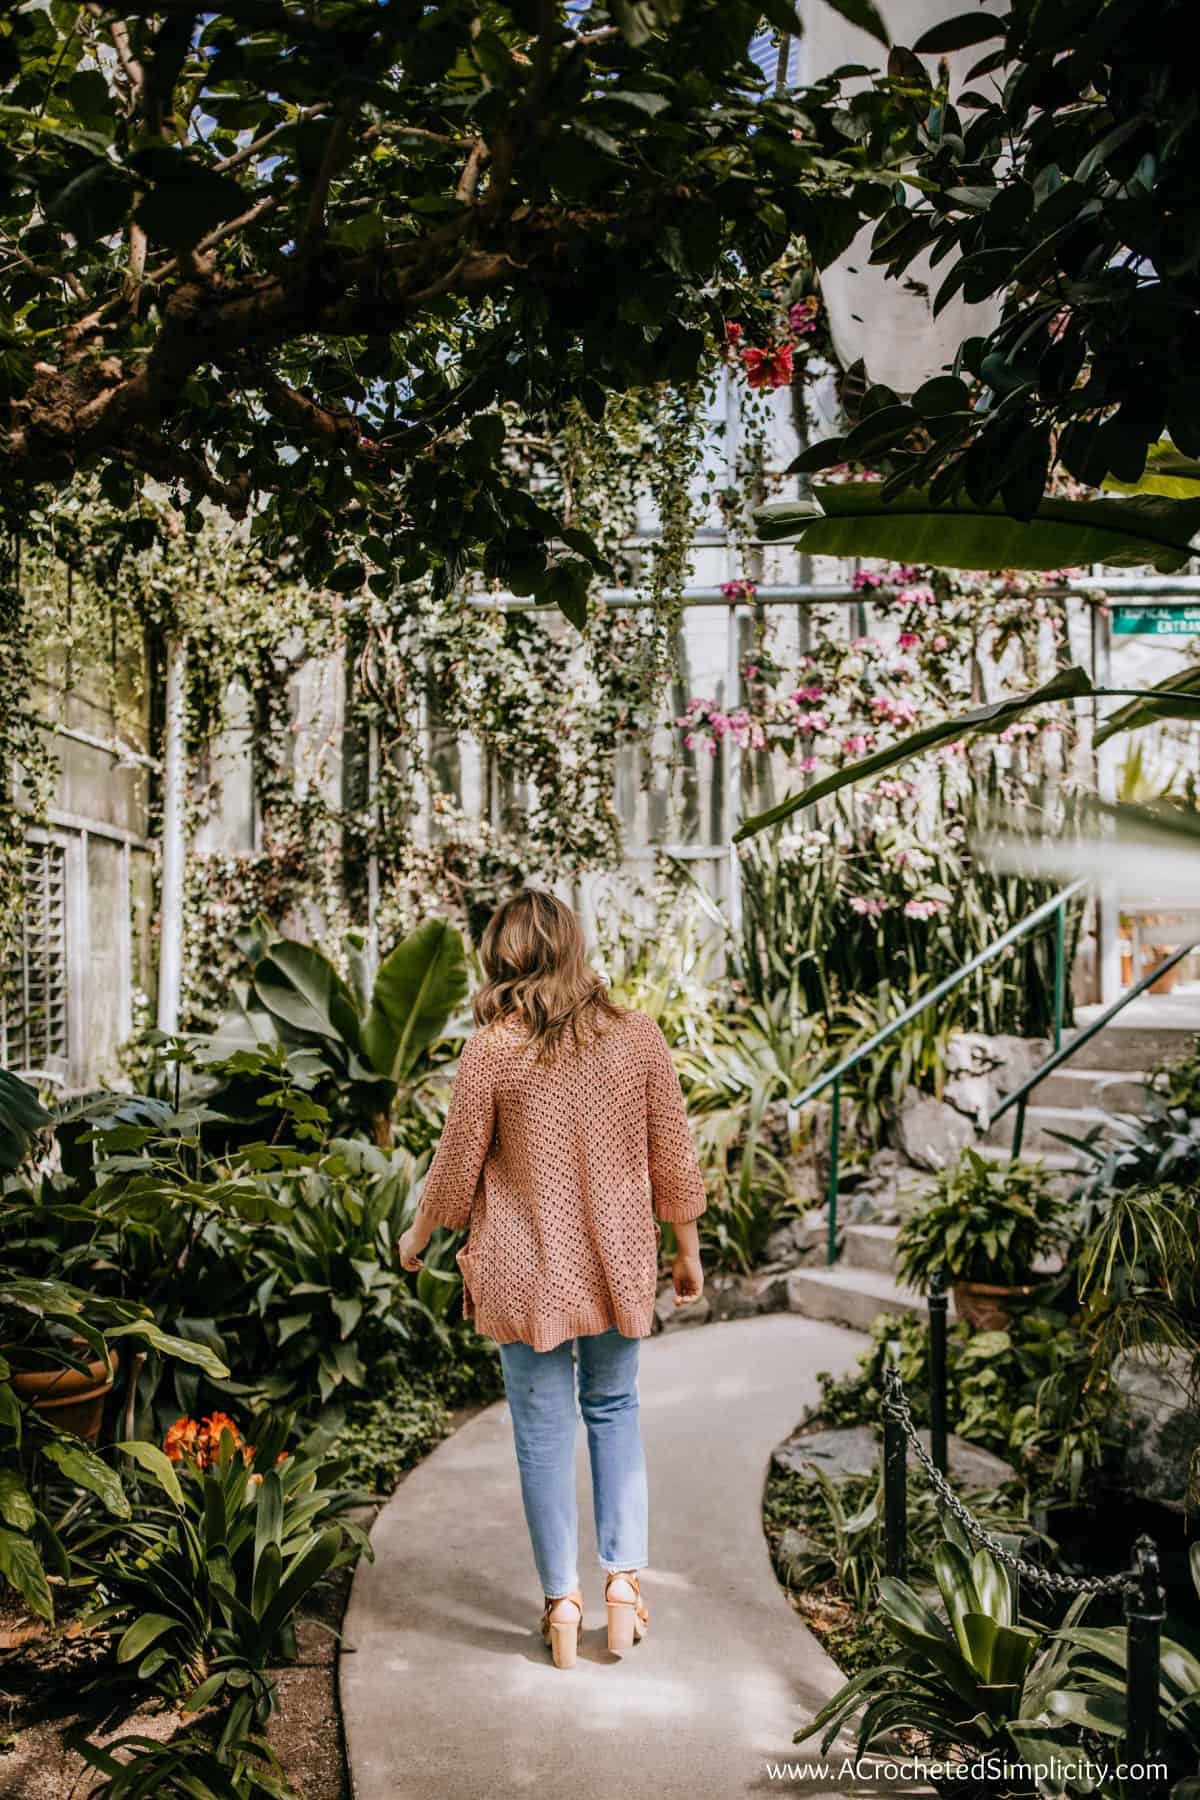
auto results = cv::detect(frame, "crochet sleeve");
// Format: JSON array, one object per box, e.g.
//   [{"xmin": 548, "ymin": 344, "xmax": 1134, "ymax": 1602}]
[
  {"xmin": 644, "ymin": 1019, "xmax": 708, "ymax": 1224},
  {"xmin": 415, "ymin": 1035, "xmax": 496, "ymax": 1232}
]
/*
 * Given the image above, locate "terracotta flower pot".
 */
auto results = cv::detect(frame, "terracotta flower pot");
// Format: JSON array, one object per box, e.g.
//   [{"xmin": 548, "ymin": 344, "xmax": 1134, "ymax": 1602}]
[
  {"xmin": 1148, "ymin": 952, "xmax": 1181, "ymax": 995},
  {"xmin": 953, "ymin": 1279, "xmax": 1044, "ymax": 1333},
  {"xmin": 9, "ymin": 1346, "xmax": 117, "ymax": 1443}
]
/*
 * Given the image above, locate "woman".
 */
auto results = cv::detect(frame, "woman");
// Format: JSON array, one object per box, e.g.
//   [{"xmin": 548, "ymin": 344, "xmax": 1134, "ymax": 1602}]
[{"xmin": 397, "ymin": 888, "xmax": 706, "ymax": 1669}]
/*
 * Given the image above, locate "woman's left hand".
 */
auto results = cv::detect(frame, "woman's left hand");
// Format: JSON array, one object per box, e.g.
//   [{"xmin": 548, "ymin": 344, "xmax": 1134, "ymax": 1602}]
[{"xmin": 397, "ymin": 1227, "xmax": 424, "ymax": 1272}]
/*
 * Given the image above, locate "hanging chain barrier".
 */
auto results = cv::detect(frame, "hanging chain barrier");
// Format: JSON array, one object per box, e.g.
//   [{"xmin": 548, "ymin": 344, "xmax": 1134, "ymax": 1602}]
[
  {"xmin": 881, "ymin": 1356, "xmax": 1133, "ymax": 1596},
  {"xmin": 881, "ymin": 1338, "xmax": 1168, "ymax": 1794}
]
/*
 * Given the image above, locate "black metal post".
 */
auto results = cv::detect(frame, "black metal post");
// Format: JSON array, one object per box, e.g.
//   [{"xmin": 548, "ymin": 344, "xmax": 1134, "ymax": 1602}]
[
  {"xmin": 928, "ymin": 1270, "xmax": 949, "ymax": 1477},
  {"xmin": 882, "ymin": 1346, "xmax": 908, "ymax": 1581},
  {"xmin": 1125, "ymin": 1535, "xmax": 1166, "ymax": 1798}
]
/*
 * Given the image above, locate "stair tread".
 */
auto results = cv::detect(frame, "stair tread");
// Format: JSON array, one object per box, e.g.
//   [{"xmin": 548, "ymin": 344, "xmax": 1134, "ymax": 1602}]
[
  {"xmin": 789, "ymin": 1266, "xmax": 918, "ymax": 1299},
  {"xmin": 1043, "ymin": 1058, "xmax": 1151, "ymax": 1072},
  {"xmin": 999, "ymin": 1102, "xmax": 1134, "ymax": 1123},
  {"xmin": 975, "ymin": 1144, "xmax": 1082, "ymax": 1170}
]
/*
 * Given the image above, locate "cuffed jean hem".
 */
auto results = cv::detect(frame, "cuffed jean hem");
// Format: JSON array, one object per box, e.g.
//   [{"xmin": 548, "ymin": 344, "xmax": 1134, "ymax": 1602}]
[{"xmin": 600, "ymin": 1556, "xmax": 648, "ymax": 1573}]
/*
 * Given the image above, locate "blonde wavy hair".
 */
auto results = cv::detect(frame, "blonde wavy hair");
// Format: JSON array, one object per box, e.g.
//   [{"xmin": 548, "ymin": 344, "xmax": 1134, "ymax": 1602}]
[{"xmin": 473, "ymin": 890, "xmax": 623, "ymax": 1060}]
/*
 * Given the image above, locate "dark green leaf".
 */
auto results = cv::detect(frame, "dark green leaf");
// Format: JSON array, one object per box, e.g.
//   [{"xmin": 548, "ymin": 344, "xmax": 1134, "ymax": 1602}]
[
  {"xmin": 914, "ymin": 13, "xmax": 1005, "ymax": 53},
  {"xmin": 821, "ymin": 0, "xmax": 889, "ymax": 47}
]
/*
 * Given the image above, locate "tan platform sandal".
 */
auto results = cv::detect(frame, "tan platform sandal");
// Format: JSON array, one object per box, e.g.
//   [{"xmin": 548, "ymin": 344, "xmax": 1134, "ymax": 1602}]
[
  {"xmin": 541, "ymin": 1590, "xmax": 584, "ymax": 1669},
  {"xmin": 604, "ymin": 1571, "xmax": 648, "ymax": 1652}
]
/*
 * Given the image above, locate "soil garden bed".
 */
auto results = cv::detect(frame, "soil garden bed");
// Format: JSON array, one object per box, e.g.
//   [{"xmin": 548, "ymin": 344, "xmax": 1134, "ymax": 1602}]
[{"xmin": 0, "ymin": 1392, "xmax": 494, "ymax": 1800}]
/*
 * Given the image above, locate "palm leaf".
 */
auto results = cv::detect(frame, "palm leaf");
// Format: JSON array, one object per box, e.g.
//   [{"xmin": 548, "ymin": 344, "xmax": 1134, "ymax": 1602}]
[{"xmin": 754, "ymin": 483, "xmax": 1200, "ymax": 573}]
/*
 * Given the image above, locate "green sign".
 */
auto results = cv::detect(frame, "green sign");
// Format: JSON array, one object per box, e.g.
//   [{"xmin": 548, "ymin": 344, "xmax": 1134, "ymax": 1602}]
[{"xmin": 1112, "ymin": 604, "xmax": 1200, "ymax": 636}]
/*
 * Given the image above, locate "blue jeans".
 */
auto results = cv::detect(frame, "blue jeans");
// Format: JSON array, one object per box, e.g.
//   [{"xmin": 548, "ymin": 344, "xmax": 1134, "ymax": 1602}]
[{"xmin": 499, "ymin": 1329, "xmax": 649, "ymax": 1599}]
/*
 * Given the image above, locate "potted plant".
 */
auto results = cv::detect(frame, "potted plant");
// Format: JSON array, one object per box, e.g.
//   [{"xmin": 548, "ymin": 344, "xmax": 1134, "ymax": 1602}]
[
  {"xmin": 8, "ymin": 1335, "xmax": 118, "ymax": 1443},
  {"xmin": 896, "ymin": 1149, "xmax": 1072, "ymax": 1330}
]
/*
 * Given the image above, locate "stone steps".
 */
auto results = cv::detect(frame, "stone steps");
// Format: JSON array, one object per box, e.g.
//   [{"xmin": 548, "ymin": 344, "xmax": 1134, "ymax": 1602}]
[
  {"xmin": 1030, "ymin": 1066, "xmax": 1149, "ymax": 1112},
  {"xmin": 785, "ymin": 1264, "xmax": 926, "ymax": 1331},
  {"xmin": 974, "ymin": 1142, "xmax": 1085, "ymax": 1178},
  {"xmin": 1065, "ymin": 1012, "xmax": 1195, "ymax": 1074},
  {"xmin": 841, "ymin": 1222, "xmax": 901, "ymax": 1274},
  {"xmin": 983, "ymin": 1101, "xmax": 1126, "ymax": 1155}
]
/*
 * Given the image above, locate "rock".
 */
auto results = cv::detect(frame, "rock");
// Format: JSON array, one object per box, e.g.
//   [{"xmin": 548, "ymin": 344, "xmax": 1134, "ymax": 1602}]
[
  {"xmin": 772, "ymin": 1422, "xmax": 1015, "ymax": 1489},
  {"xmin": 763, "ymin": 1209, "xmax": 827, "ymax": 1267},
  {"xmin": 761, "ymin": 1099, "xmax": 822, "ymax": 1206},
  {"xmin": 813, "ymin": 1093, "xmax": 862, "ymax": 1187},
  {"xmin": 775, "ymin": 1526, "xmax": 821, "ymax": 1584},
  {"xmin": 653, "ymin": 1286, "xmax": 711, "ymax": 1332},
  {"xmin": 773, "ymin": 1424, "xmax": 880, "ymax": 1480},
  {"xmin": 1114, "ymin": 1348, "xmax": 1200, "ymax": 1514},
  {"xmin": 944, "ymin": 1033, "xmax": 1050, "ymax": 1128},
  {"xmin": 895, "ymin": 1087, "xmax": 975, "ymax": 1173},
  {"xmin": 707, "ymin": 1270, "xmax": 790, "ymax": 1321}
]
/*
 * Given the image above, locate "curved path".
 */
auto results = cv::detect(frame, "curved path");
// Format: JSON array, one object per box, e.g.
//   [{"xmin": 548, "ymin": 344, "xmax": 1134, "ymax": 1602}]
[{"xmin": 341, "ymin": 1314, "xmax": 893, "ymax": 1800}]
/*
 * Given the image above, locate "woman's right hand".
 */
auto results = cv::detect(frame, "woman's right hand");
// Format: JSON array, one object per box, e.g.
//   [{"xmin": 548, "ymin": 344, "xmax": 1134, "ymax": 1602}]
[{"xmin": 672, "ymin": 1250, "xmax": 704, "ymax": 1308}]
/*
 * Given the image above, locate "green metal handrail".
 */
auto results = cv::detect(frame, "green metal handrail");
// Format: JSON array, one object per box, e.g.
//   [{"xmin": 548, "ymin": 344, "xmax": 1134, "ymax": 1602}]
[
  {"xmin": 992, "ymin": 935, "xmax": 1200, "ymax": 1155},
  {"xmin": 790, "ymin": 879, "xmax": 1086, "ymax": 1265}
]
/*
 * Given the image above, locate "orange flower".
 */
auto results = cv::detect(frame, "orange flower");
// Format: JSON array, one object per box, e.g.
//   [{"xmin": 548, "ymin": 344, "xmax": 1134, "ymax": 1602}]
[
  {"xmin": 164, "ymin": 1411, "xmax": 255, "ymax": 1471},
  {"xmin": 202, "ymin": 1411, "xmax": 242, "ymax": 1446},
  {"xmin": 164, "ymin": 1417, "xmax": 199, "ymax": 1463}
]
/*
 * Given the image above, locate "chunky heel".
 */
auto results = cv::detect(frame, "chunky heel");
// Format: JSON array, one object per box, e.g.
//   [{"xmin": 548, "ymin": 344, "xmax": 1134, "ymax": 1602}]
[
  {"xmin": 540, "ymin": 1590, "xmax": 584, "ymax": 1668},
  {"xmin": 604, "ymin": 1572, "xmax": 647, "ymax": 1653},
  {"xmin": 606, "ymin": 1600, "xmax": 636, "ymax": 1652}
]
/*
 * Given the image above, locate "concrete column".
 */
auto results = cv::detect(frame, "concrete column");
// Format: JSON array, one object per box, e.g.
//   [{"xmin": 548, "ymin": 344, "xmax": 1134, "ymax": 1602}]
[{"xmin": 156, "ymin": 633, "xmax": 187, "ymax": 1034}]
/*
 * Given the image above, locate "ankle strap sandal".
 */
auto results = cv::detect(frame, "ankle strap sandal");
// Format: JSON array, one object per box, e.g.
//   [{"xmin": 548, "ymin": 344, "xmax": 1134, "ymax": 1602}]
[
  {"xmin": 541, "ymin": 1590, "xmax": 584, "ymax": 1669},
  {"xmin": 604, "ymin": 1571, "xmax": 647, "ymax": 1652}
]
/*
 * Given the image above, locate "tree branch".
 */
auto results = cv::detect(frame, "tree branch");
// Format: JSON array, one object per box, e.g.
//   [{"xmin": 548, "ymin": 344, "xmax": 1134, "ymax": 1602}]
[
  {"xmin": 212, "ymin": 105, "xmax": 328, "ymax": 176},
  {"xmin": 303, "ymin": 111, "xmax": 351, "ymax": 245},
  {"xmin": 120, "ymin": 426, "xmax": 254, "ymax": 514},
  {"xmin": 254, "ymin": 372, "xmax": 363, "ymax": 452}
]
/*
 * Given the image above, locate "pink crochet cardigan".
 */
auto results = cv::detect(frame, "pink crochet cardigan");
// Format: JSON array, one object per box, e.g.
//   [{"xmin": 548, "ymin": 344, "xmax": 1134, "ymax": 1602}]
[{"xmin": 414, "ymin": 1009, "xmax": 707, "ymax": 1350}]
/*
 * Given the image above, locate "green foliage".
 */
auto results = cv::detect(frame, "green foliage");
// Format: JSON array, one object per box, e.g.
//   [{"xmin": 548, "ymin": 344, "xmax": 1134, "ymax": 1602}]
[
  {"xmin": 83, "ymin": 1414, "xmax": 369, "ymax": 1738},
  {"xmin": 755, "ymin": 486, "xmax": 1200, "ymax": 573},
  {"xmin": 76, "ymin": 1728, "xmax": 297, "ymax": 1800},
  {"xmin": 244, "ymin": 917, "xmax": 468, "ymax": 1134},
  {"xmin": 798, "ymin": 1527, "xmax": 1081, "ymax": 1758},
  {"xmin": 1041, "ymin": 1551, "xmax": 1200, "ymax": 1791},
  {"xmin": 332, "ymin": 1371, "xmax": 452, "ymax": 1498},
  {"xmin": 0, "ymin": 1269, "xmax": 229, "ymax": 1622},
  {"xmin": 803, "ymin": 1528, "xmax": 1200, "ymax": 1794},
  {"xmin": 845, "ymin": 0, "xmax": 1200, "ymax": 512},
  {"xmin": 764, "ymin": 1460, "xmax": 1023, "ymax": 1616},
  {"xmin": 236, "ymin": 1140, "xmax": 436, "ymax": 1410},
  {"xmin": 674, "ymin": 993, "xmax": 820, "ymax": 1271},
  {"xmin": 814, "ymin": 1308, "xmax": 1117, "ymax": 1503},
  {"xmin": 897, "ymin": 1150, "xmax": 1073, "ymax": 1290},
  {"xmin": 0, "ymin": 1068, "xmax": 51, "ymax": 1170},
  {"xmin": 0, "ymin": 1, "xmax": 904, "ymax": 611}
]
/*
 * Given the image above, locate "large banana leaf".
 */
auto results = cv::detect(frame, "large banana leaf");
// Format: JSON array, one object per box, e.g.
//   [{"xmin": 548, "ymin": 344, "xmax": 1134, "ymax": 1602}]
[
  {"xmin": 0, "ymin": 1068, "xmax": 51, "ymax": 1171},
  {"xmin": 251, "ymin": 941, "xmax": 365, "ymax": 1058},
  {"xmin": 754, "ymin": 483, "xmax": 1200, "ymax": 572},
  {"xmin": 735, "ymin": 665, "xmax": 1094, "ymax": 840},
  {"xmin": 361, "ymin": 918, "xmax": 467, "ymax": 1084}
]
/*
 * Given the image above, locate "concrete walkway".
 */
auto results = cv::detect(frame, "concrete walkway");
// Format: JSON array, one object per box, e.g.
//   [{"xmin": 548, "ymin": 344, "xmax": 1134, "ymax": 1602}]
[{"xmin": 341, "ymin": 1315, "xmax": 895, "ymax": 1800}]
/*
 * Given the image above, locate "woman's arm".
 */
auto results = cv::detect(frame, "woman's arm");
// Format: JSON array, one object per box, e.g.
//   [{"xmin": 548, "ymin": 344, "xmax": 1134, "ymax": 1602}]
[
  {"xmin": 398, "ymin": 1035, "xmax": 495, "ymax": 1271},
  {"xmin": 644, "ymin": 1019, "xmax": 707, "ymax": 1305}
]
